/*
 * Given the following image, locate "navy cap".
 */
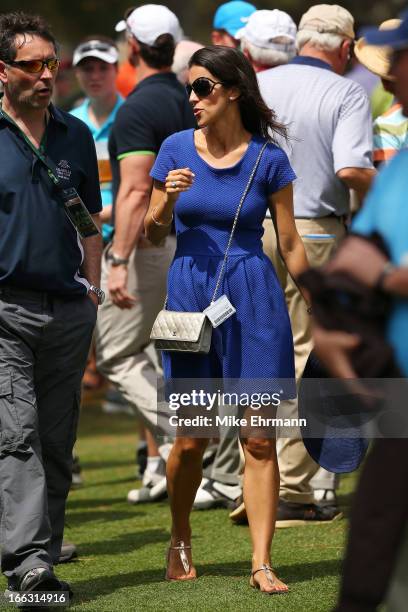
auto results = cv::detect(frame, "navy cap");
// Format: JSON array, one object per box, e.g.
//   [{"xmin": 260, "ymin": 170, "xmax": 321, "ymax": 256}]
[
  {"xmin": 213, "ymin": 1, "xmax": 256, "ymax": 37},
  {"xmin": 365, "ymin": 10, "xmax": 408, "ymax": 49},
  {"xmin": 298, "ymin": 352, "xmax": 369, "ymax": 474}
]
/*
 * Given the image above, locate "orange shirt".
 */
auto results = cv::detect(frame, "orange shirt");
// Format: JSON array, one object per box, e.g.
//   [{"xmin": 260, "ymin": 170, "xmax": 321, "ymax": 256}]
[{"xmin": 116, "ymin": 61, "xmax": 137, "ymax": 97}]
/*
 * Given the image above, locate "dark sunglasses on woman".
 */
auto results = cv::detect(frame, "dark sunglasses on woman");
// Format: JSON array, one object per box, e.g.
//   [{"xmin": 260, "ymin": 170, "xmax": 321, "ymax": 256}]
[{"xmin": 186, "ymin": 77, "xmax": 224, "ymax": 98}]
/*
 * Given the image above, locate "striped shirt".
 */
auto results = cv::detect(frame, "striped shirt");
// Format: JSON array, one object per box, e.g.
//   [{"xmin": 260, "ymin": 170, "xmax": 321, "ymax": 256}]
[{"xmin": 373, "ymin": 103, "xmax": 408, "ymax": 164}]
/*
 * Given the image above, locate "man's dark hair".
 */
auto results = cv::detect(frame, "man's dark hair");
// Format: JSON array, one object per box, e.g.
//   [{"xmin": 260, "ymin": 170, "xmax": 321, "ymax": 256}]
[
  {"xmin": 138, "ymin": 33, "xmax": 175, "ymax": 69},
  {"xmin": 0, "ymin": 12, "xmax": 57, "ymax": 64}
]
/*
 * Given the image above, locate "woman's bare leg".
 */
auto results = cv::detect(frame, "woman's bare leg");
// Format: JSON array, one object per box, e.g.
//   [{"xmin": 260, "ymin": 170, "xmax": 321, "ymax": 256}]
[
  {"xmin": 166, "ymin": 436, "xmax": 208, "ymax": 579},
  {"xmin": 241, "ymin": 434, "xmax": 288, "ymax": 593}
]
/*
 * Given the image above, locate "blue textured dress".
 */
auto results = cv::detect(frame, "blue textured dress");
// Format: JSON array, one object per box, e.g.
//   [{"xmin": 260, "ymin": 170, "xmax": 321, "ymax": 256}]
[{"xmin": 150, "ymin": 129, "xmax": 295, "ymax": 386}]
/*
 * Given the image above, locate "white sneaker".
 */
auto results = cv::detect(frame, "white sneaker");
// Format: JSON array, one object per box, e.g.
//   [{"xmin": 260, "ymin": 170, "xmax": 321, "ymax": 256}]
[
  {"xmin": 193, "ymin": 478, "xmax": 242, "ymax": 510},
  {"xmin": 314, "ymin": 488, "xmax": 337, "ymax": 505},
  {"xmin": 127, "ymin": 476, "xmax": 167, "ymax": 504},
  {"xmin": 142, "ymin": 458, "xmax": 166, "ymax": 488}
]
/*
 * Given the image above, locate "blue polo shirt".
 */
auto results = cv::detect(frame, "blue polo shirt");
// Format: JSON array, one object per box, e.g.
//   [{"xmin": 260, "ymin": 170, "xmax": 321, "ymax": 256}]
[
  {"xmin": 70, "ymin": 95, "xmax": 123, "ymax": 242},
  {"xmin": 0, "ymin": 102, "xmax": 102, "ymax": 295},
  {"xmin": 352, "ymin": 149, "xmax": 408, "ymax": 375}
]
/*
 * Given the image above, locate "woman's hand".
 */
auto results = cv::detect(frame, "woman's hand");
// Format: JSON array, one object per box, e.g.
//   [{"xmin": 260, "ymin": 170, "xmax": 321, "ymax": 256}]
[
  {"xmin": 145, "ymin": 170, "xmax": 194, "ymax": 244},
  {"xmin": 165, "ymin": 168, "xmax": 195, "ymax": 200}
]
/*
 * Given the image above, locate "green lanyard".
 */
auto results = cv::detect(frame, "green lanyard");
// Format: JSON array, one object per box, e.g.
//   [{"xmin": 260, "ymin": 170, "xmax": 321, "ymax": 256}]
[{"xmin": 0, "ymin": 102, "xmax": 61, "ymax": 187}]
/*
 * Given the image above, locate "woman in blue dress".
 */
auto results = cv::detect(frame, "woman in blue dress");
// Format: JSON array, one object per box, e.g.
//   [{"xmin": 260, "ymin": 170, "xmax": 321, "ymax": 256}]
[{"xmin": 145, "ymin": 46, "xmax": 309, "ymax": 594}]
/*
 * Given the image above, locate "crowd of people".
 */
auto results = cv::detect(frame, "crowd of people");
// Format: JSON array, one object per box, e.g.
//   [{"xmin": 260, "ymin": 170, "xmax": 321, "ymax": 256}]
[{"xmin": 0, "ymin": 1, "xmax": 407, "ymax": 608}]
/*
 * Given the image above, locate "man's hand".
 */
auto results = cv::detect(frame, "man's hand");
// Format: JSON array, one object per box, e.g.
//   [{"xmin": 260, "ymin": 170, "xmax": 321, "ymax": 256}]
[
  {"xmin": 313, "ymin": 322, "xmax": 361, "ymax": 379},
  {"xmin": 325, "ymin": 235, "xmax": 388, "ymax": 288},
  {"xmin": 107, "ymin": 265, "xmax": 137, "ymax": 309}
]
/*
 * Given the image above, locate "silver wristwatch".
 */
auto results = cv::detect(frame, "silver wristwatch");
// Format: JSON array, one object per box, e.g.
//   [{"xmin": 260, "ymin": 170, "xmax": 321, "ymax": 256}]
[{"xmin": 89, "ymin": 284, "xmax": 105, "ymax": 305}]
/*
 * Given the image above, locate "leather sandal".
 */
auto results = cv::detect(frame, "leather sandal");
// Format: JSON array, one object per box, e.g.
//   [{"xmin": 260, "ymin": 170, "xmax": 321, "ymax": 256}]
[
  {"xmin": 165, "ymin": 541, "xmax": 195, "ymax": 581},
  {"xmin": 249, "ymin": 564, "xmax": 288, "ymax": 594}
]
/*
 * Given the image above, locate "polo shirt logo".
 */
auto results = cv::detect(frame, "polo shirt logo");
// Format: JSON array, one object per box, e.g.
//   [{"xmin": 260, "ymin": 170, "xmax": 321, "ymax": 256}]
[{"xmin": 56, "ymin": 160, "xmax": 72, "ymax": 181}]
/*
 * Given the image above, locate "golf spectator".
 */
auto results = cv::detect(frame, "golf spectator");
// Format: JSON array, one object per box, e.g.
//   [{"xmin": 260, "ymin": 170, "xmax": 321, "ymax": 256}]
[
  {"xmin": 195, "ymin": 8, "xmax": 297, "ymax": 520},
  {"xmin": 0, "ymin": 11, "xmax": 102, "ymax": 596},
  {"xmin": 145, "ymin": 44, "xmax": 309, "ymax": 592},
  {"xmin": 211, "ymin": 0, "xmax": 256, "ymax": 48},
  {"xmin": 70, "ymin": 36, "xmax": 128, "ymax": 429},
  {"xmin": 71, "ymin": 36, "xmax": 123, "ymax": 243},
  {"xmin": 94, "ymin": 5, "xmax": 196, "ymax": 501},
  {"xmin": 258, "ymin": 3, "xmax": 376, "ymax": 526},
  {"xmin": 237, "ymin": 9, "xmax": 297, "ymax": 71},
  {"xmin": 355, "ymin": 19, "xmax": 408, "ymax": 166}
]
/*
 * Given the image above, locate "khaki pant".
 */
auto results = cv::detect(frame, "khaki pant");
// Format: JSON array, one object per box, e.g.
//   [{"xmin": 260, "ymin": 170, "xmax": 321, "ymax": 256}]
[
  {"xmin": 262, "ymin": 217, "xmax": 346, "ymax": 503},
  {"xmin": 95, "ymin": 237, "xmax": 175, "ymax": 435}
]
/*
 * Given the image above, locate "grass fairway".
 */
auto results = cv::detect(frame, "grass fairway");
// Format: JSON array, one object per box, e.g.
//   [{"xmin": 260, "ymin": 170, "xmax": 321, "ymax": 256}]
[{"xmin": 1, "ymin": 395, "xmax": 355, "ymax": 611}]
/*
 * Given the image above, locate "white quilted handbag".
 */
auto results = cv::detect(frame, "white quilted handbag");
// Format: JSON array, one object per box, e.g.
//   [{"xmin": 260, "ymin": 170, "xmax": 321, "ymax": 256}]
[
  {"xmin": 150, "ymin": 143, "xmax": 267, "ymax": 354},
  {"xmin": 150, "ymin": 311, "xmax": 213, "ymax": 353}
]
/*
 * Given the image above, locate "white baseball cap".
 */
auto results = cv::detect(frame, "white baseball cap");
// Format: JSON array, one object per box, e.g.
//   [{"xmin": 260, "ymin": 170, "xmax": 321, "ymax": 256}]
[
  {"xmin": 118, "ymin": 4, "xmax": 183, "ymax": 46},
  {"xmin": 236, "ymin": 9, "xmax": 297, "ymax": 51},
  {"xmin": 73, "ymin": 39, "xmax": 119, "ymax": 66}
]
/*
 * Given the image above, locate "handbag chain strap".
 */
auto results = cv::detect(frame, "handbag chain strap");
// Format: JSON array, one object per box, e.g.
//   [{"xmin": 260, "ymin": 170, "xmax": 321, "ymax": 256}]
[
  {"xmin": 210, "ymin": 142, "xmax": 267, "ymax": 304},
  {"xmin": 164, "ymin": 141, "xmax": 267, "ymax": 309}
]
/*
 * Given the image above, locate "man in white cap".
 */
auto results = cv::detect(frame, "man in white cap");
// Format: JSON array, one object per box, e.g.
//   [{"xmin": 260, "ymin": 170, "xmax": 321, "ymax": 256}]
[
  {"xmin": 258, "ymin": 4, "xmax": 376, "ymax": 527},
  {"xmin": 95, "ymin": 5, "xmax": 196, "ymax": 501},
  {"xmin": 236, "ymin": 9, "xmax": 297, "ymax": 72}
]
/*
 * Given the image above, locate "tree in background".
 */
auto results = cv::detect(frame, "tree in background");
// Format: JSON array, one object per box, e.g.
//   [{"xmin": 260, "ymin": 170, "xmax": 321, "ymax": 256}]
[{"xmin": 1, "ymin": 0, "xmax": 406, "ymax": 48}]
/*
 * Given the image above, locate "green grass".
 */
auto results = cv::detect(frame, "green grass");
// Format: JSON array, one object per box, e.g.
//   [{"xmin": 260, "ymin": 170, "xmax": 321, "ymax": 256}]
[{"xmin": 1, "ymin": 395, "xmax": 356, "ymax": 611}]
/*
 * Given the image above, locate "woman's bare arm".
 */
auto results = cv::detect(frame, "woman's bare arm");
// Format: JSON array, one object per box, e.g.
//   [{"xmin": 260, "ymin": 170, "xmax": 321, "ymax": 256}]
[{"xmin": 268, "ymin": 183, "xmax": 310, "ymax": 304}]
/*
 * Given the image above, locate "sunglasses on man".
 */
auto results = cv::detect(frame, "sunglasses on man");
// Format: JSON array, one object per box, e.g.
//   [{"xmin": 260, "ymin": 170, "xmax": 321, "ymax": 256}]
[
  {"xmin": 7, "ymin": 58, "xmax": 60, "ymax": 74},
  {"xmin": 186, "ymin": 77, "xmax": 225, "ymax": 98}
]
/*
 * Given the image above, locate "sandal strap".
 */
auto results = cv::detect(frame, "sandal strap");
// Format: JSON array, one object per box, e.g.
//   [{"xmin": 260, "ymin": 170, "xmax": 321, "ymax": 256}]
[
  {"xmin": 252, "ymin": 564, "xmax": 276, "ymax": 585},
  {"xmin": 169, "ymin": 541, "xmax": 190, "ymax": 574},
  {"xmin": 170, "ymin": 544, "xmax": 192, "ymax": 550}
]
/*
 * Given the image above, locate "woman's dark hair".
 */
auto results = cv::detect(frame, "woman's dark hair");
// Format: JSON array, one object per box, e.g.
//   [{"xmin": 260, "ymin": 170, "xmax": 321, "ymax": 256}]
[
  {"xmin": 188, "ymin": 46, "xmax": 288, "ymax": 143},
  {"xmin": 0, "ymin": 12, "xmax": 57, "ymax": 63},
  {"xmin": 139, "ymin": 33, "xmax": 175, "ymax": 69}
]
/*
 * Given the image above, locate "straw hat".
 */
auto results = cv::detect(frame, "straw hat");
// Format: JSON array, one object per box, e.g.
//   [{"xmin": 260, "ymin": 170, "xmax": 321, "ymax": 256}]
[{"xmin": 355, "ymin": 19, "xmax": 401, "ymax": 81}]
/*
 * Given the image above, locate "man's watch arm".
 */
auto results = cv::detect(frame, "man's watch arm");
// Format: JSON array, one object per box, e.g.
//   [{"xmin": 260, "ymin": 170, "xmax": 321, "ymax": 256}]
[
  {"xmin": 107, "ymin": 252, "xmax": 129, "ymax": 267},
  {"xmin": 88, "ymin": 284, "xmax": 105, "ymax": 304}
]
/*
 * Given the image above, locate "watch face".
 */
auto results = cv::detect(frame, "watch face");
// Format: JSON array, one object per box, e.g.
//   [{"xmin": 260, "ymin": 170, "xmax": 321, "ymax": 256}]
[
  {"xmin": 90, "ymin": 286, "xmax": 105, "ymax": 305},
  {"xmin": 95, "ymin": 288, "xmax": 105, "ymax": 305}
]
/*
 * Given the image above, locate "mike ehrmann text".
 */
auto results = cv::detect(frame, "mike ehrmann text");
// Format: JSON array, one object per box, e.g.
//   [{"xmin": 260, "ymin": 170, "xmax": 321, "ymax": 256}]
[{"xmin": 168, "ymin": 415, "xmax": 307, "ymax": 428}]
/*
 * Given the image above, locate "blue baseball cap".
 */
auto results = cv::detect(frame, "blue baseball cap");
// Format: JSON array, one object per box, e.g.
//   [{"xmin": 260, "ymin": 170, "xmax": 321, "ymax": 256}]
[
  {"xmin": 213, "ymin": 1, "xmax": 257, "ymax": 38},
  {"xmin": 365, "ymin": 10, "xmax": 408, "ymax": 49}
]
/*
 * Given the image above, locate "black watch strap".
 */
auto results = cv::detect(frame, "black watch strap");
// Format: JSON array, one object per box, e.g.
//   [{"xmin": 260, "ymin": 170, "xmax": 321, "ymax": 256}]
[{"xmin": 107, "ymin": 252, "xmax": 129, "ymax": 267}]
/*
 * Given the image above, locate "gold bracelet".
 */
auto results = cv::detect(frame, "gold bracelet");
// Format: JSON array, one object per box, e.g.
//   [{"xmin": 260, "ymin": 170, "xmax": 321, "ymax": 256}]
[{"xmin": 151, "ymin": 206, "xmax": 173, "ymax": 227}]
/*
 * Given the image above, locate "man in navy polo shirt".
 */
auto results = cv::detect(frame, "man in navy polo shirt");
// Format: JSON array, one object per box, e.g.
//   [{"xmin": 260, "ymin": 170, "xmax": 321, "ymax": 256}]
[{"xmin": 0, "ymin": 12, "xmax": 102, "ymax": 596}]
